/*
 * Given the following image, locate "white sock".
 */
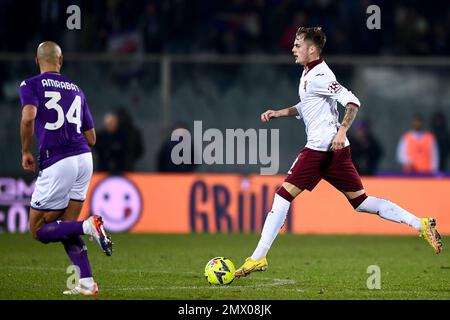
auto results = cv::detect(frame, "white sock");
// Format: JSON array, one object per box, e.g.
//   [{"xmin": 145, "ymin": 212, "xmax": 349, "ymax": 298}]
[
  {"xmin": 251, "ymin": 194, "xmax": 291, "ymax": 260},
  {"xmin": 79, "ymin": 277, "xmax": 94, "ymax": 289},
  {"xmin": 356, "ymin": 196, "xmax": 422, "ymax": 232}
]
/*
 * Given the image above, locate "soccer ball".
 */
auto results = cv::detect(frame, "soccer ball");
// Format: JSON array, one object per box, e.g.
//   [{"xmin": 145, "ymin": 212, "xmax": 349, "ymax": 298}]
[{"xmin": 204, "ymin": 257, "xmax": 236, "ymax": 285}]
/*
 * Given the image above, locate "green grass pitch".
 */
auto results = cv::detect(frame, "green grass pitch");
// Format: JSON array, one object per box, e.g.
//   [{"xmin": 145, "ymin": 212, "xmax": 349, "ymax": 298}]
[{"xmin": 1, "ymin": 233, "xmax": 449, "ymax": 300}]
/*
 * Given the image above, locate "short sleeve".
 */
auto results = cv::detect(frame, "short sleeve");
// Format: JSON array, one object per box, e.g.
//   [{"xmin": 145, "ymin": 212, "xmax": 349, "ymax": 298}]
[
  {"xmin": 396, "ymin": 134, "xmax": 409, "ymax": 165},
  {"xmin": 312, "ymin": 74, "xmax": 361, "ymax": 107},
  {"xmin": 294, "ymin": 101, "xmax": 303, "ymax": 120},
  {"xmin": 19, "ymin": 80, "xmax": 38, "ymax": 107},
  {"xmin": 81, "ymin": 97, "xmax": 94, "ymax": 131}
]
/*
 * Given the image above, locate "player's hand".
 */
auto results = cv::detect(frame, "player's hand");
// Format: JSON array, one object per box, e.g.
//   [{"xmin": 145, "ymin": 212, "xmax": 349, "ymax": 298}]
[
  {"xmin": 22, "ymin": 151, "xmax": 36, "ymax": 172},
  {"xmin": 261, "ymin": 110, "xmax": 279, "ymax": 123},
  {"xmin": 331, "ymin": 128, "xmax": 347, "ymax": 151}
]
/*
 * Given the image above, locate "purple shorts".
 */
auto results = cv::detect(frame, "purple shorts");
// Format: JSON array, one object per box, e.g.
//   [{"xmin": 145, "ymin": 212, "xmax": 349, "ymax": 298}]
[{"xmin": 285, "ymin": 146, "xmax": 364, "ymax": 192}]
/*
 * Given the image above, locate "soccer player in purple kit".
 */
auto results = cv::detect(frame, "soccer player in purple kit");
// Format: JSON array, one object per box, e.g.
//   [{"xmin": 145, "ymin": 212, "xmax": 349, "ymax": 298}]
[{"xmin": 19, "ymin": 41, "xmax": 113, "ymax": 295}]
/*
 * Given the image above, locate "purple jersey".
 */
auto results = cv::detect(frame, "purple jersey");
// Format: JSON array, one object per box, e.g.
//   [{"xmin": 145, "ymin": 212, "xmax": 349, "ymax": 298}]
[{"xmin": 19, "ymin": 72, "xmax": 94, "ymax": 170}]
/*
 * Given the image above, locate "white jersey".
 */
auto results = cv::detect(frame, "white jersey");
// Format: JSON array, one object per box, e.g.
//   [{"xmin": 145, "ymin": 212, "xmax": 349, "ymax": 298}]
[{"xmin": 294, "ymin": 59, "xmax": 360, "ymax": 151}]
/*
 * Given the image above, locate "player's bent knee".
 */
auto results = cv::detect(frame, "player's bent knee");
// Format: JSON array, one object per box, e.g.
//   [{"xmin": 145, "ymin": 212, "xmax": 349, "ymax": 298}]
[
  {"xmin": 28, "ymin": 214, "xmax": 43, "ymax": 241},
  {"xmin": 28, "ymin": 216, "xmax": 45, "ymax": 241},
  {"xmin": 29, "ymin": 224, "xmax": 40, "ymax": 240},
  {"xmin": 30, "ymin": 223, "xmax": 51, "ymax": 244},
  {"xmin": 279, "ymin": 182, "xmax": 302, "ymax": 200},
  {"xmin": 28, "ymin": 209, "xmax": 51, "ymax": 241}
]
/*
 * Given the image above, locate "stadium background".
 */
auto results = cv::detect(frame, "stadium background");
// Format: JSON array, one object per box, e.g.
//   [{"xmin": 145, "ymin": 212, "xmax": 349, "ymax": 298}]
[{"xmin": 0, "ymin": 0, "xmax": 449, "ymax": 235}]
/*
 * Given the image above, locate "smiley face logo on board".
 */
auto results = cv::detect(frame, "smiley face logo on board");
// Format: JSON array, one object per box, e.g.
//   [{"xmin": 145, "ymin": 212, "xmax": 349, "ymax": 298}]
[{"xmin": 91, "ymin": 176, "xmax": 142, "ymax": 232}]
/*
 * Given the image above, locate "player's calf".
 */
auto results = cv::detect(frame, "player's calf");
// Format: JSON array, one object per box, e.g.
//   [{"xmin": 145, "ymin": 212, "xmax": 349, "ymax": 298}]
[
  {"xmin": 350, "ymin": 193, "xmax": 443, "ymax": 254},
  {"xmin": 352, "ymin": 194, "xmax": 422, "ymax": 232}
]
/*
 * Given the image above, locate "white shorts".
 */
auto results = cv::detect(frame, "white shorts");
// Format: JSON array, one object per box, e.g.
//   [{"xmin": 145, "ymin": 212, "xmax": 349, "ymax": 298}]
[{"xmin": 31, "ymin": 152, "xmax": 93, "ymax": 211}]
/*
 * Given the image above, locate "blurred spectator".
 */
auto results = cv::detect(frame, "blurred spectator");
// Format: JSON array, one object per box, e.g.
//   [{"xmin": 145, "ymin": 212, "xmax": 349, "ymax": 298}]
[
  {"xmin": 395, "ymin": 6, "xmax": 431, "ymax": 55},
  {"xmin": 94, "ymin": 112, "xmax": 128, "ymax": 174},
  {"xmin": 349, "ymin": 120, "xmax": 383, "ymax": 175},
  {"xmin": 157, "ymin": 122, "xmax": 198, "ymax": 172},
  {"xmin": 116, "ymin": 107, "xmax": 144, "ymax": 171},
  {"xmin": 396, "ymin": 114, "xmax": 439, "ymax": 174},
  {"xmin": 278, "ymin": 13, "xmax": 308, "ymax": 52},
  {"xmin": 140, "ymin": 2, "xmax": 163, "ymax": 53},
  {"xmin": 1, "ymin": 0, "xmax": 449, "ymax": 56},
  {"xmin": 430, "ymin": 111, "xmax": 450, "ymax": 172}
]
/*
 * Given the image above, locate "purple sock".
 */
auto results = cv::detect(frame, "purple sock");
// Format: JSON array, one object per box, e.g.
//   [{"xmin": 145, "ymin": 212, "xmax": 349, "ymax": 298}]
[
  {"xmin": 37, "ymin": 221, "xmax": 84, "ymax": 244},
  {"xmin": 62, "ymin": 236, "xmax": 92, "ymax": 278}
]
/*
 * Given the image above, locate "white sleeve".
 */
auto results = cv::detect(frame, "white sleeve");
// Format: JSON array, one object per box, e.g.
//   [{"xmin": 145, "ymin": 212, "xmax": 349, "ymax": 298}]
[
  {"xmin": 431, "ymin": 137, "xmax": 439, "ymax": 172},
  {"xmin": 312, "ymin": 75, "xmax": 361, "ymax": 107},
  {"xmin": 396, "ymin": 135, "xmax": 409, "ymax": 165},
  {"xmin": 294, "ymin": 101, "xmax": 303, "ymax": 120}
]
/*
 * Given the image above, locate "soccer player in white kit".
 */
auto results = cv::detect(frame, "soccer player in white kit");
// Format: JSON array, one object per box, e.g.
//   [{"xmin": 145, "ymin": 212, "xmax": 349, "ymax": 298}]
[{"xmin": 235, "ymin": 27, "xmax": 442, "ymax": 278}]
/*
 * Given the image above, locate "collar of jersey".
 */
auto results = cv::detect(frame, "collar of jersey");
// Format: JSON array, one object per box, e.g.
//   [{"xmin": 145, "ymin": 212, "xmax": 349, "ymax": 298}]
[
  {"xmin": 304, "ymin": 57, "xmax": 323, "ymax": 75},
  {"xmin": 42, "ymin": 71, "xmax": 60, "ymax": 75}
]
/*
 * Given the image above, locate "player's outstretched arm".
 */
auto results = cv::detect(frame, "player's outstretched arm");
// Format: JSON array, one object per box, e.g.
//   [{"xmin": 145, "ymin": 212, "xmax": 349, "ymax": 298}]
[
  {"xmin": 20, "ymin": 105, "xmax": 37, "ymax": 172},
  {"xmin": 331, "ymin": 103, "xmax": 359, "ymax": 151},
  {"xmin": 261, "ymin": 106, "xmax": 299, "ymax": 122}
]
